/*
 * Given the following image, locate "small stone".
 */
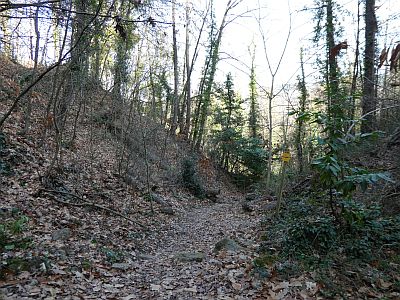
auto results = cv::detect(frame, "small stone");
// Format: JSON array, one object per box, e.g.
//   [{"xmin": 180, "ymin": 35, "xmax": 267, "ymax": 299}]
[
  {"xmin": 263, "ymin": 202, "xmax": 277, "ymax": 211},
  {"xmin": 232, "ymin": 282, "xmax": 242, "ymax": 291},
  {"xmin": 209, "ymin": 259, "xmax": 222, "ymax": 266},
  {"xmin": 251, "ymin": 279, "xmax": 262, "ymax": 289},
  {"xmin": 239, "ymin": 254, "xmax": 247, "ymax": 260},
  {"xmin": 150, "ymin": 284, "xmax": 161, "ymax": 291},
  {"xmin": 241, "ymin": 202, "xmax": 254, "ymax": 212},
  {"xmin": 54, "ymin": 249, "xmax": 67, "ymax": 260},
  {"xmin": 111, "ymin": 263, "xmax": 130, "ymax": 270},
  {"xmin": 137, "ymin": 254, "xmax": 155, "ymax": 260},
  {"xmin": 214, "ymin": 238, "xmax": 241, "ymax": 253},
  {"xmin": 245, "ymin": 193, "xmax": 259, "ymax": 201},
  {"xmin": 174, "ymin": 252, "xmax": 205, "ymax": 262},
  {"xmin": 160, "ymin": 206, "xmax": 174, "ymax": 215},
  {"xmin": 184, "ymin": 287, "xmax": 197, "ymax": 293},
  {"xmin": 51, "ymin": 228, "xmax": 71, "ymax": 241}
]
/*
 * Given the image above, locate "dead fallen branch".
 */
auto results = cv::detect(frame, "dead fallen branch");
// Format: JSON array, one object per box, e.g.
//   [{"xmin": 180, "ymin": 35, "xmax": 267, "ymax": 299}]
[{"xmin": 38, "ymin": 189, "xmax": 147, "ymax": 229}]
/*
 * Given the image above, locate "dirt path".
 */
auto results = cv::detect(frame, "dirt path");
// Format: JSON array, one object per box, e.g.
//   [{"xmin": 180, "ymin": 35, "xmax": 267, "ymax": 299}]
[
  {"xmin": 0, "ymin": 195, "xmax": 264, "ymax": 300},
  {"xmin": 128, "ymin": 197, "xmax": 263, "ymax": 299}
]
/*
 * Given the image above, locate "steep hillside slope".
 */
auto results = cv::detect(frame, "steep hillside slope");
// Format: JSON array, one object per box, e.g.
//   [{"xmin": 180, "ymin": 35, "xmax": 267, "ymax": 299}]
[{"xmin": 0, "ymin": 56, "xmax": 267, "ymax": 298}]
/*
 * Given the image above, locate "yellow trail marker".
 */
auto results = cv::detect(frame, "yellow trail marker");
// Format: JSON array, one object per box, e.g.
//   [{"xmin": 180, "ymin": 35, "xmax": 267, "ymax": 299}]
[
  {"xmin": 281, "ymin": 151, "xmax": 291, "ymax": 162},
  {"xmin": 276, "ymin": 151, "xmax": 291, "ymax": 214}
]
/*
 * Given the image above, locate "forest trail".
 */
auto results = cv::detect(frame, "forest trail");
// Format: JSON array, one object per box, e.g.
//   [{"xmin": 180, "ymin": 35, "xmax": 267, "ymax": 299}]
[
  {"xmin": 126, "ymin": 196, "xmax": 263, "ymax": 299},
  {"xmin": 1, "ymin": 191, "xmax": 267, "ymax": 300}
]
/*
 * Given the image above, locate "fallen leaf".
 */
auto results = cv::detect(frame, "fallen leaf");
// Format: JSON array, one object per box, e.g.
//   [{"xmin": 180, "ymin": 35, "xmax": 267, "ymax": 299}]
[
  {"xmin": 272, "ymin": 281, "xmax": 289, "ymax": 291},
  {"xmin": 184, "ymin": 287, "xmax": 197, "ymax": 293},
  {"xmin": 378, "ymin": 279, "xmax": 393, "ymax": 289},
  {"xmin": 17, "ymin": 271, "xmax": 31, "ymax": 280},
  {"xmin": 150, "ymin": 284, "xmax": 161, "ymax": 291},
  {"xmin": 306, "ymin": 281, "xmax": 316, "ymax": 290},
  {"xmin": 122, "ymin": 295, "xmax": 137, "ymax": 300},
  {"xmin": 93, "ymin": 285, "xmax": 102, "ymax": 292},
  {"xmin": 232, "ymin": 282, "xmax": 241, "ymax": 290}
]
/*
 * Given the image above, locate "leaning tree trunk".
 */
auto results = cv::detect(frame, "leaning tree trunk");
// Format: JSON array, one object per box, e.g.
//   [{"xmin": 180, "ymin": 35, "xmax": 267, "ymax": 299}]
[{"xmin": 194, "ymin": 0, "xmax": 232, "ymax": 150}]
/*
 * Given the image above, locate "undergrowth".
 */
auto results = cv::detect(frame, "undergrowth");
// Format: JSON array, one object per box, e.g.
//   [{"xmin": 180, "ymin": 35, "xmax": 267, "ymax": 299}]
[
  {"xmin": 181, "ymin": 156, "xmax": 206, "ymax": 198},
  {"xmin": 0, "ymin": 211, "xmax": 33, "ymax": 280},
  {"xmin": 0, "ymin": 131, "xmax": 13, "ymax": 176},
  {"xmin": 0, "ymin": 211, "xmax": 31, "ymax": 252},
  {"xmin": 258, "ymin": 196, "xmax": 400, "ymax": 297}
]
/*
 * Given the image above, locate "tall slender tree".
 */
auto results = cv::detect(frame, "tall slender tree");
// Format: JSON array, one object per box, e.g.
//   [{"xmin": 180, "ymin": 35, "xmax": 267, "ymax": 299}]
[
  {"xmin": 248, "ymin": 44, "xmax": 260, "ymax": 139},
  {"xmin": 361, "ymin": 0, "xmax": 377, "ymax": 132},
  {"xmin": 183, "ymin": 0, "xmax": 192, "ymax": 137},
  {"xmin": 325, "ymin": 0, "xmax": 339, "ymax": 110},
  {"xmin": 348, "ymin": 0, "xmax": 361, "ymax": 131},
  {"xmin": 295, "ymin": 48, "xmax": 308, "ymax": 174},
  {"xmin": 170, "ymin": 0, "xmax": 179, "ymax": 134},
  {"xmin": 113, "ymin": 2, "xmax": 135, "ymax": 119},
  {"xmin": 193, "ymin": 0, "xmax": 241, "ymax": 150},
  {"xmin": 256, "ymin": 0, "xmax": 292, "ymax": 188},
  {"xmin": 22, "ymin": 0, "xmax": 41, "ymax": 134},
  {"xmin": 212, "ymin": 73, "xmax": 243, "ymax": 171}
]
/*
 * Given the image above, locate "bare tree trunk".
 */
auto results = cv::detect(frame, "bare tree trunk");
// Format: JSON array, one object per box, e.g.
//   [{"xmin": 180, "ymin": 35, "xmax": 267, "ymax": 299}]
[
  {"xmin": 326, "ymin": 0, "xmax": 338, "ymax": 112},
  {"xmin": 0, "ymin": 14, "xmax": 12, "ymax": 57},
  {"xmin": 361, "ymin": 0, "xmax": 377, "ymax": 133},
  {"xmin": 178, "ymin": 56, "xmax": 187, "ymax": 134},
  {"xmin": 349, "ymin": 0, "xmax": 361, "ymax": 133},
  {"xmin": 296, "ymin": 48, "xmax": 307, "ymax": 174},
  {"xmin": 257, "ymin": 0, "xmax": 291, "ymax": 188},
  {"xmin": 22, "ymin": 0, "xmax": 41, "ymax": 135},
  {"xmin": 92, "ymin": 18, "xmax": 102, "ymax": 82},
  {"xmin": 170, "ymin": 0, "xmax": 179, "ymax": 134},
  {"xmin": 149, "ymin": 67, "xmax": 157, "ymax": 121},
  {"xmin": 184, "ymin": 0, "xmax": 209, "ymax": 140},
  {"xmin": 195, "ymin": 0, "xmax": 238, "ymax": 150},
  {"xmin": 183, "ymin": 0, "xmax": 191, "ymax": 138}
]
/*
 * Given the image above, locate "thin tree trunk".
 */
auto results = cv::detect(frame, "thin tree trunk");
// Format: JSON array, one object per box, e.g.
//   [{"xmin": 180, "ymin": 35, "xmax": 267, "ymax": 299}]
[
  {"xmin": 0, "ymin": 14, "xmax": 12, "ymax": 57},
  {"xmin": 248, "ymin": 45, "xmax": 258, "ymax": 139},
  {"xmin": 296, "ymin": 48, "xmax": 307, "ymax": 174},
  {"xmin": 326, "ymin": 0, "xmax": 338, "ymax": 112},
  {"xmin": 195, "ymin": 0, "xmax": 233, "ymax": 150},
  {"xmin": 22, "ymin": 0, "xmax": 41, "ymax": 135},
  {"xmin": 149, "ymin": 67, "xmax": 157, "ymax": 121},
  {"xmin": 170, "ymin": 0, "xmax": 179, "ymax": 134},
  {"xmin": 257, "ymin": 0, "xmax": 291, "ymax": 188},
  {"xmin": 265, "ymin": 85, "xmax": 274, "ymax": 187},
  {"xmin": 361, "ymin": 0, "xmax": 377, "ymax": 132},
  {"xmin": 349, "ymin": 0, "xmax": 361, "ymax": 133},
  {"xmin": 183, "ymin": 0, "xmax": 192, "ymax": 138}
]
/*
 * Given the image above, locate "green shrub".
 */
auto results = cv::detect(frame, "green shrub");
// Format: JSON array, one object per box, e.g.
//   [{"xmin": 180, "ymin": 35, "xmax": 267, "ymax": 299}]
[
  {"xmin": 101, "ymin": 247, "xmax": 123, "ymax": 263},
  {"xmin": 0, "ymin": 215, "xmax": 31, "ymax": 251},
  {"xmin": 181, "ymin": 156, "xmax": 205, "ymax": 198},
  {"xmin": 269, "ymin": 199, "xmax": 400, "ymax": 260},
  {"xmin": 0, "ymin": 132, "xmax": 6, "ymax": 151},
  {"xmin": 0, "ymin": 132, "xmax": 12, "ymax": 176},
  {"xmin": 340, "ymin": 201, "xmax": 400, "ymax": 257},
  {"xmin": 286, "ymin": 215, "xmax": 337, "ymax": 255}
]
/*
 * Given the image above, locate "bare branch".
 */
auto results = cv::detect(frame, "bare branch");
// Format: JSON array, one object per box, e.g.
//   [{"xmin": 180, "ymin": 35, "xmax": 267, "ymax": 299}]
[
  {"xmin": 0, "ymin": 0, "xmax": 60, "ymax": 12},
  {"xmin": 39, "ymin": 189, "xmax": 147, "ymax": 229},
  {"xmin": 0, "ymin": 1, "xmax": 103, "ymax": 127}
]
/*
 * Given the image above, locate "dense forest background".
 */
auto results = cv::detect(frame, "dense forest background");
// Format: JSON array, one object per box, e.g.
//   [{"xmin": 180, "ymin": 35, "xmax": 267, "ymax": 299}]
[
  {"xmin": 1, "ymin": 0, "xmax": 400, "ymax": 299},
  {"xmin": 1, "ymin": 0, "xmax": 400, "ymax": 188}
]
